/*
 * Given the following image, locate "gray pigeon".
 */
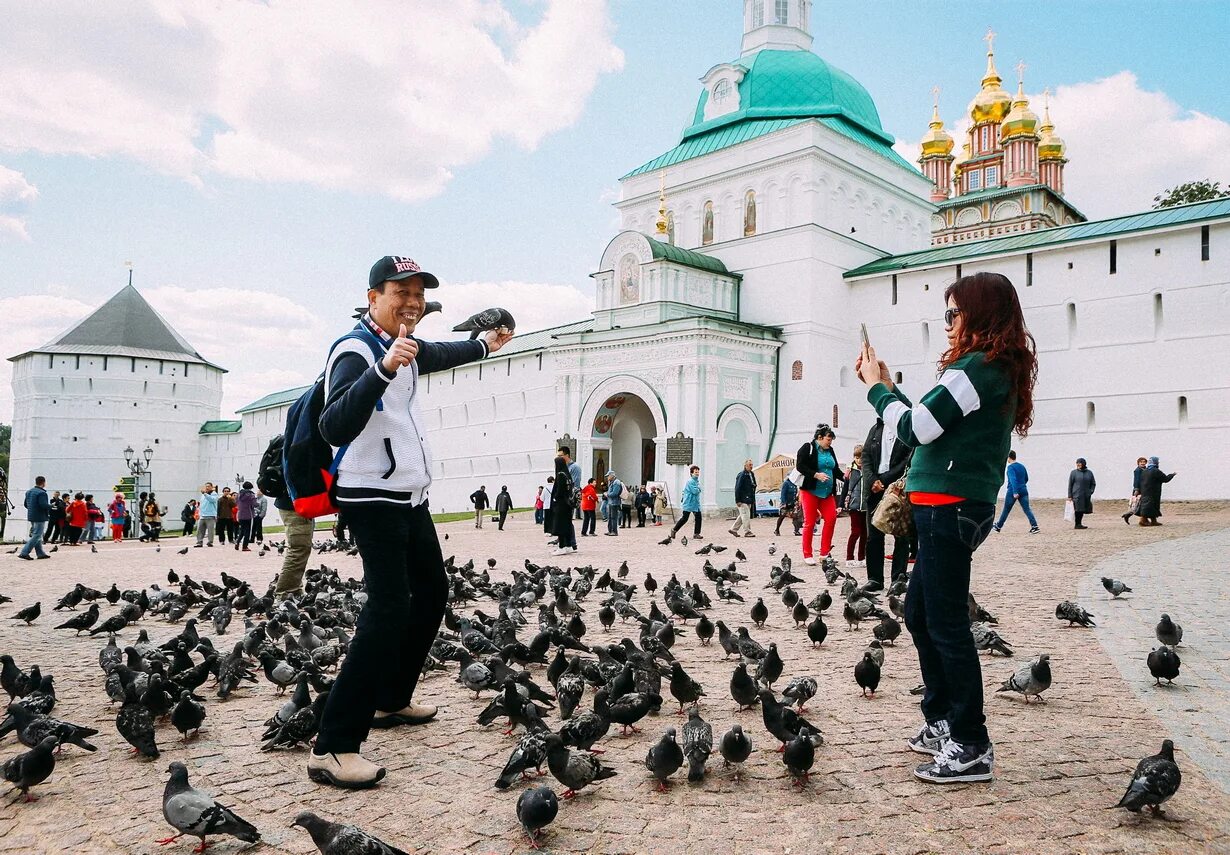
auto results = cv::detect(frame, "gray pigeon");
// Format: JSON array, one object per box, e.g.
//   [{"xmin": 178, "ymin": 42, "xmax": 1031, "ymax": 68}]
[
  {"xmin": 1101, "ymin": 577, "xmax": 1133, "ymax": 598},
  {"xmin": 864, "ymin": 639, "xmax": 885, "ymax": 668},
  {"xmin": 645, "ymin": 727, "xmax": 684, "ymax": 792},
  {"xmin": 970, "ymin": 622, "xmax": 1014, "ymax": 657},
  {"xmin": 543, "ymin": 733, "xmax": 616, "ymax": 798},
  {"xmin": 996, "ymin": 653, "xmax": 1051, "ymax": 703},
  {"xmin": 1055, "ymin": 601, "xmax": 1095, "ymax": 627},
  {"xmin": 516, "ymin": 786, "xmax": 559, "ymax": 850},
  {"xmin": 781, "ymin": 676, "xmax": 817, "ymax": 711},
  {"xmin": 782, "ymin": 726, "xmax": 816, "ymax": 788},
  {"xmin": 1156, "ymin": 614, "xmax": 1183, "ymax": 646},
  {"xmin": 452, "ymin": 307, "xmax": 516, "ymax": 338},
  {"xmin": 292, "ymin": 810, "xmax": 409, "ymax": 854},
  {"xmin": 719, "ymin": 724, "xmax": 753, "ymax": 780},
  {"xmin": 3, "ymin": 735, "xmax": 57, "ymax": 802},
  {"xmin": 681, "ymin": 706, "xmax": 713, "ymax": 782},
  {"xmin": 159, "ymin": 762, "xmax": 261, "ymax": 850},
  {"xmin": 1113, "ymin": 739, "xmax": 1181, "ymax": 816}
]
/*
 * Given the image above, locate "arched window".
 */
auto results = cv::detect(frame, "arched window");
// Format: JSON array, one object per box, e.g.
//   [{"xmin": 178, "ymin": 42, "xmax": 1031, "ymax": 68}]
[
  {"xmin": 1154, "ymin": 293, "xmax": 1164, "ymax": 339},
  {"xmin": 1067, "ymin": 302, "xmax": 1077, "ymax": 346},
  {"xmin": 791, "ymin": 360, "xmax": 803, "ymax": 381},
  {"xmin": 1086, "ymin": 401, "xmax": 1096, "ymax": 432},
  {"xmin": 712, "ymin": 79, "xmax": 731, "ymax": 106},
  {"xmin": 894, "ymin": 371, "xmax": 903, "ymax": 384},
  {"xmin": 744, "ymin": 190, "xmax": 757, "ymax": 236},
  {"xmin": 702, "ymin": 201, "xmax": 715, "ymax": 245},
  {"xmin": 666, "ymin": 211, "xmax": 675, "ymax": 246},
  {"xmin": 1178, "ymin": 395, "xmax": 1189, "ymax": 425}
]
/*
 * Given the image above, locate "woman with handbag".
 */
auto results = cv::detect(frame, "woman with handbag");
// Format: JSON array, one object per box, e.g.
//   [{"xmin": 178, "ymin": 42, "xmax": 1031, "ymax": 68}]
[
  {"xmin": 794, "ymin": 424, "xmax": 844, "ymax": 566},
  {"xmin": 860, "ymin": 418, "xmax": 913, "ymax": 590},
  {"xmin": 857, "ymin": 271, "xmax": 1037, "ymax": 786}
]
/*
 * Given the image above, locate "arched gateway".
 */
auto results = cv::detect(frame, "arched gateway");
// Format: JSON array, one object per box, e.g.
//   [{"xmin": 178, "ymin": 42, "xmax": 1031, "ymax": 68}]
[{"xmin": 577, "ymin": 376, "xmax": 668, "ymax": 490}]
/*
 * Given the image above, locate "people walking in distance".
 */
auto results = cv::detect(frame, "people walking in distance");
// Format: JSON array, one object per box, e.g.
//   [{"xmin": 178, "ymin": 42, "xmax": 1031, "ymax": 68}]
[
  {"xmin": 107, "ymin": 493, "xmax": 127, "ymax": 543},
  {"xmin": 235, "ymin": 482, "xmax": 257, "ymax": 551},
  {"xmin": 560, "ymin": 446, "xmax": 582, "ymax": 521},
  {"xmin": 635, "ymin": 485, "xmax": 651, "ymax": 527},
  {"xmin": 274, "ymin": 490, "xmax": 314, "ymax": 598},
  {"xmin": 307, "ymin": 253, "xmax": 511, "ymax": 789},
  {"xmin": 143, "ymin": 492, "xmax": 164, "ymax": 542},
  {"xmin": 550, "ymin": 457, "xmax": 577, "ymax": 555},
  {"xmin": 842, "ymin": 445, "xmax": 866, "ymax": 564},
  {"xmin": 542, "ymin": 477, "xmax": 554, "ymax": 535},
  {"xmin": 795, "ymin": 425, "xmax": 844, "ymax": 566},
  {"xmin": 731, "ymin": 459, "xmax": 757, "ymax": 538},
  {"xmin": 652, "ymin": 486, "xmax": 667, "ymax": 526},
  {"xmin": 84, "ymin": 494, "xmax": 102, "ymax": 543},
  {"xmin": 860, "ymin": 416, "xmax": 912, "ymax": 590},
  {"xmin": 180, "ymin": 499, "xmax": 197, "ymax": 537},
  {"xmin": 603, "ymin": 472, "xmax": 622, "ymax": 536},
  {"xmin": 1122, "ymin": 456, "xmax": 1148, "ymax": 524},
  {"xmin": 194, "ymin": 483, "xmax": 219, "ymax": 547},
  {"xmin": 670, "ymin": 465, "xmax": 704, "ymax": 540},
  {"xmin": 45, "ymin": 490, "xmax": 65, "ymax": 543},
  {"xmin": 858, "ymin": 271, "xmax": 1038, "ymax": 785},
  {"xmin": 495, "ymin": 486, "xmax": 513, "ymax": 530},
  {"xmin": 580, "ymin": 478, "xmax": 598, "ymax": 536},
  {"xmin": 65, "ymin": 492, "xmax": 88, "ymax": 545},
  {"xmin": 469, "ymin": 485, "xmax": 489, "ymax": 529},
  {"xmin": 1136, "ymin": 457, "xmax": 1176, "ymax": 527},
  {"xmin": 17, "ymin": 476, "xmax": 50, "ymax": 560},
  {"xmin": 533, "ymin": 486, "xmax": 545, "ymax": 525},
  {"xmin": 216, "ymin": 487, "xmax": 236, "ymax": 544},
  {"xmin": 253, "ymin": 489, "xmax": 268, "ymax": 542},
  {"xmin": 1067, "ymin": 459, "xmax": 1096, "ymax": 530},
  {"xmin": 775, "ymin": 474, "xmax": 801, "ymax": 537},
  {"xmin": 993, "ymin": 451, "xmax": 1039, "ymax": 533},
  {"xmin": 620, "ymin": 481, "xmax": 634, "ymax": 528}
]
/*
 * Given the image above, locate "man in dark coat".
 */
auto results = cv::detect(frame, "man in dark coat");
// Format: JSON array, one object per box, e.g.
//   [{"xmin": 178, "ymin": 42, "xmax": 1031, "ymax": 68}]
[
  {"xmin": 495, "ymin": 486, "xmax": 513, "ymax": 530},
  {"xmin": 1122, "ymin": 457, "xmax": 1148, "ymax": 524},
  {"xmin": 1136, "ymin": 457, "xmax": 1176, "ymax": 526},
  {"xmin": 730, "ymin": 460, "xmax": 758, "ymax": 537},
  {"xmin": 18, "ymin": 476, "xmax": 51, "ymax": 560},
  {"xmin": 1067, "ymin": 458, "xmax": 1096, "ymax": 529},
  {"xmin": 470, "ymin": 486, "xmax": 490, "ymax": 529},
  {"xmin": 861, "ymin": 418, "xmax": 912, "ymax": 589}
]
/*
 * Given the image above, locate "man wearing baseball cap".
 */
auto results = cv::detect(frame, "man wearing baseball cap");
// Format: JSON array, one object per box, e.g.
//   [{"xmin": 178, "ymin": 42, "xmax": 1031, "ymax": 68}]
[{"xmin": 307, "ymin": 255, "xmax": 513, "ymax": 789}]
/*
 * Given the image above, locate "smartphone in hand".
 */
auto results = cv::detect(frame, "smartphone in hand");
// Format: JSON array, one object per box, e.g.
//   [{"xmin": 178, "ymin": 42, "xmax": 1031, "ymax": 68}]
[{"xmin": 860, "ymin": 323, "xmax": 870, "ymax": 348}]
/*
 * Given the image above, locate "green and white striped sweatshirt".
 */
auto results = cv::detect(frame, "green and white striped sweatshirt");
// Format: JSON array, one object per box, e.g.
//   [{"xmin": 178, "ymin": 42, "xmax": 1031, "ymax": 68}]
[{"xmin": 866, "ymin": 351, "xmax": 1015, "ymax": 504}]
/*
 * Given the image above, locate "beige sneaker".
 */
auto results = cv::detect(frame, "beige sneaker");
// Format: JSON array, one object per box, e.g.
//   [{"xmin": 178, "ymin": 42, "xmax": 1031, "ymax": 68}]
[
  {"xmin": 307, "ymin": 751, "xmax": 386, "ymax": 789},
  {"xmin": 371, "ymin": 702, "xmax": 438, "ymax": 729}
]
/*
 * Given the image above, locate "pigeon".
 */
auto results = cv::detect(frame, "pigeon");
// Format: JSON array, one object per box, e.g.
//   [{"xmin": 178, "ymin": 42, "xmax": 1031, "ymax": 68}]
[
  {"xmin": 695, "ymin": 613, "xmax": 714, "ymax": 645},
  {"xmin": 292, "ymin": 810, "xmax": 409, "ymax": 854},
  {"xmin": 452, "ymin": 307, "xmax": 516, "ymax": 339},
  {"xmin": 863, "ymin": 639, "xmax": 886, "ymax": 668},
  {"xmin": 158, "ymin": 762, "xmax": 261, "ymax": 850},
  {"xmin": 606, "ymin": 690, "xmax": 660, "ymax": 735},
  {"xmin": 997, "ymin": 653, "xmax": 1052, "ymax": 703},
  {"xmin": 12, "ymin": 603, "xmax": 40, "ymax": 625},
  {"xmin": 1055, "ymin": 601, "xmax": 1095, "ymax": 627},
  {"xmin": 89, "ymin": 614, "xmax": 129, "ymax": 636},
  {"xmin": 644, "ymin": 727, "xmax": 684, "ymax": 792},
  {"xmin": 262, "ymin": 690, "xmax": 329, "ymax": 751},
  {"xmin": 854, "ymin": 652, "xmax": 881, "ymax": 697},
  {"xmin": 669, "ymin": 662, "xmax": 705, "ymax": 713},
  {"xmin": 781, "ymin": 676, "xmax": 818, "ymax": 711},
  {"xmin": 791, "ymin": 600, "xmax": 810, "ymax": 627},
  {"xmin": 719, "ymin": 724, "xmax": 753, "ymax": 780},
  {"xmin": 681, "ymin": 706, "xmax": 713, "ymax": 782},
  {"xmin": 177, "ymin": 547, "xmax": 189, "ymax": 555},
  {"xmin": 170, "ymin": 691, "xmax": 207, "ymax": 740},
  {"xmin": 1156, "ymin": 614, "xmax": 1183, "ymax": 647},
  {"xmin": 872, "ymin": 615, "xmax": 902, "ymax": 645},
  {"xmin": 515, "ymin": 786, "xmax": 559, "ymax": 851},
  {"xmin": 116, "ymin": 682, "xmax": 160, "ymax": 758},
  {"xmin": 543, "ymin": 733, "xmax": 616, "ymax": 798},
  {"xmin": 749, "ymin": 598, "xmax": 769, "ymax": 628},
  {"xmin": 1147, "ymin": 647, "xmax": 1181, "ymax": 686},
  {"xmin": 1101, "ymin": 577, "xmax": 1133, "ymax": 598},
  {"xmin": 808, "ymin": 590, "xmax": 833, "ymax": 613},
  {"xmin": 730, "ymin": 663, "xmax": 760, "ymax": 711},
  {"xmin": 6, "ymin": 705, "xmax": 98, "ymax": 752},
  {"xmin": 559, "ymin": 690, "xmax": 612, "ymax": 752},
  {"xmin": 495, "ymin": 731, "xmax": 550, "ymax": 789},
  {"xmin": 3, "ymin": 735, "xmax": 58, "ymax": 802},
  {"xmin": 1113, "ymin": 740, "xmax": 1182, "ymax": 816},
  {"xmin": 767, "ymin": 543, "xmax": 777, "ymax": 556},
  {"xmin": 782, "ymin": 726, "xmax": 817, "ymax": 788},
  {"xmin": 967, "ymin": 592, "xmax": 998, "ymax": 625},
  {"xmin": 806, "ymin": 614, "xmax": 828, "ymax": 648},
  {"xmin": 970, "ymin": 622, "xmax": 1014, "ymax": 657},
  {"xmin": 715, "ymin": 621, "xmax": 739, "ymax": 659},
  {"xmin": 755, "ymin": 643, "xmax": 784, "ymax": 687},
  {"xmin": 52, "ymin": 603, "xmax": 99, "ymax": 635},
  {"xmin": 759, "ymin": 689, "xmax": 823, "ymax": 750},
  {"xmin": 735, "ymin": 626, "xmax": 767, "ymax": 662}
]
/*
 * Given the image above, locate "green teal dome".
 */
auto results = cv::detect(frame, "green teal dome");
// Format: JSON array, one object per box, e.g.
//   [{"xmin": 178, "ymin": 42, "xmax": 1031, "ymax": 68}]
[{"xmin": 683, "ymin": 50, "xmax": 892, "ymax": 146}]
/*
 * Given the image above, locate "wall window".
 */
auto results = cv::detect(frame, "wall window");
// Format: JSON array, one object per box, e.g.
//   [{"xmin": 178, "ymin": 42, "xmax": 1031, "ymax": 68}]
[
  {"xmin": 891, "ymin": 275, "xmax": 898, "ymax": 305},
  {"xmin": 1201, "ymin": 224, "xmax": 1210, "ymax": 261},
  {"xmin": 1025, "ymin": 252, "xmax": 1033, "ymax": 286},
  {"xmin": 798, "ymin": 0, "xmax": 808, "ymax": 29},
  {"xmin": 1154, "ymin": 293, "xmax": 1164, "ymax": 339},
  {"xmin": 752, "ymin": 0, "xmax": 764, "ymax": 27},
  {"xmin": 1178, "ymin": 395, "xmax": 1189, "ymax": 425},
  {"xmin": 985, "ymin": 165, "xmax": 998, "ymax": 187},
  {"xmin": 968, "ymin": 170, "xmax": 982, "ymax": 191},
  {"xmin": 775, "ymin": 0, "xmax": 789, "ymax": 24},
  {"xmin": 743, "ymin": 190, "xmax": 757, "ymax": 236},
  {"xmin": 955, "ymin": 263, "xmax": 962, "ymax": 279},
  {"xmin": 921, "ymin": 321, "xmax": 930, "ymax": 352},
  {"xmin": 791, "ymin": 359, "xmax": 803, "ymax": 381},
  {"xmin": 1067, "ymin": 302, "xmax": 1077, "ymax": 345},
  {"xmin": 894, "ymin": 371, "xmax": 904, "ymax": 384},
  {"xmin": 1109, "ymin": 239, "xmax": 1117, "ymax": 274},
  {"xmin": 712, "ymin": 78, "xmax": 731, "ymax": 106},
  {"xmin": 831, "ymin": 404, "xmax": 839, "ymax": 429},
  {"xmin": 1086, "ymin": 401, "xmax": 1096, "ymax": 432},
  {"xmin": 702, "ymin": 201, "xmax": 715, "ymax": 245}
]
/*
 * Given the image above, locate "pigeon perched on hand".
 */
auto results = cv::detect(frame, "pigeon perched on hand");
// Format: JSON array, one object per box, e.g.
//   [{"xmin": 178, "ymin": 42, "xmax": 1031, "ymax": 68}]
[
  {"xmin": 996, "ymin": 653, "xmax": 1052, "ymax": 703},
  {"xmin": 1113, "ymin": 739, "xmax": 1181, "ymax": 816},
  {"xmin": 292, "ymin": 810, "xmax": 409, "ymax": 854},
  {"xmin": 515, "ymin": 786, "xmax": 559, "ymax": 851},
  {"xmin": 1101, "ymin": 577, "xmax": 1133, "ymax": 598},
  {"xmin": 452, "ymin": 307, "xmax": 515, "ymax": 339},
  {"xmin": 158, "ymin": 762, "xmax": 261, "ymax": 851}
]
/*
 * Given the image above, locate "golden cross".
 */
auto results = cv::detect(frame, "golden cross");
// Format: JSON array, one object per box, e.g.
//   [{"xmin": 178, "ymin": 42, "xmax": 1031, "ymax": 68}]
[
  {"xmin": 984, "ymin": 27, "xmax": 996, "ymax": 54},
  {"xmin": 931, "ymin": 85, "xmax": 941, "ymax": 106}
]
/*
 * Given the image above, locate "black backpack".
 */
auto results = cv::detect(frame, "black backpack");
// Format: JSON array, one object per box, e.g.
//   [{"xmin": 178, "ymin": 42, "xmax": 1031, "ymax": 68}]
[{"xmin": 255, "ymin": 434, "xmax": 285, "ymax": 498}]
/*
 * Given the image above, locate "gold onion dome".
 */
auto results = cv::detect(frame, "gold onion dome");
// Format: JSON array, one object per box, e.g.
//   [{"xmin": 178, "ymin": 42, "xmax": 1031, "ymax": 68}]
[
  {"xmin": 1037, "ymin": 94, "xmax": 1067, "ymax": 160},
  {"xmin": 968, "ymin": 34, "xmax": 1012, "ymax": 123},
  {"xmin": 1001, "ymin": 78, "xmax": 1038, "ymax": 140},
  {"xmin": 952, "ymin": 140, "xmax": 971, "ymax": 175},
  {"xmin": 920, "ymin": 102, "xmax": 955, "ymax": 158}
]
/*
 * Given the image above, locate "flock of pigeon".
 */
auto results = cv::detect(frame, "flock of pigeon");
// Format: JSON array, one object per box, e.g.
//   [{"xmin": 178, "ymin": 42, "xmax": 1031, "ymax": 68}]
[{"xmin": 0, "ymin": 530, "xmax": 1190, "ymax": 852}]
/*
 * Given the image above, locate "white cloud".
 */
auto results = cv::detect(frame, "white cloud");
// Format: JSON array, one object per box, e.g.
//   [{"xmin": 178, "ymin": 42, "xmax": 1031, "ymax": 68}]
[
  {"xmin": 0, "ymin": 1, "xmax": 624, "ymax": 201},
  {"xmin": 413, "ymin": 280, "xmax": 592, "ymax": 340},
  {"xmin": 892, "ymin": 71, "xmax": 1230, "ymax": 218},
  {"xmin": 0, "ymin": 164, "xmax": 38, "ymax": 241},
  {"xmin": 0, "ymin": 294, "xmax": 94, "ymax": 421}
]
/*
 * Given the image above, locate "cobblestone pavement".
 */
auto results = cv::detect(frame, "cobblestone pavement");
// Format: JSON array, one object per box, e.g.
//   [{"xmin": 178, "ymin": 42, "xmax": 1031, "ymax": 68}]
[
  {"xmin": 1078, "ymin": 526, "xmax": 1230, "ymax": 792},
  {"xmin": 1, "ymin": 502, "xmax": 1229, "ymax": 855}
]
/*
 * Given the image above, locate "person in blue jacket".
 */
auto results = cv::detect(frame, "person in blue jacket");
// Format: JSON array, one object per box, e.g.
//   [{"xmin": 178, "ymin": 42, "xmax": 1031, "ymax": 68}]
[
  {"xmin": 604, "ymin": 472, "xmax": 623, "ymax": 536},
  {"xmin": 670, "ymin": 465, "xmax": 703, "ymax": 539},
  {"xmin": 18, "ymin": 475, "xmax": 51, "ymax": 560},
  {"xmin": 776, "ymin": 477, "xmax": 801, "ymax": 536},
  {"xmin": 992, "ymin": 451, "xmax": 1039, "ymax": 533}
]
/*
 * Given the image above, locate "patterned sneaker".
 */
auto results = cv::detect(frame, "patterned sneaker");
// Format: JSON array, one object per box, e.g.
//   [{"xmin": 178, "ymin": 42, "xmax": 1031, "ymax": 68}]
[
  {"xmin": 914, "ymin": 739, "xmax": 994, "ymax": 784},
  {"xmin": 1029, "ymin": 526, "xmax": 1040, "ymax": 534},
  {"xmin": 906, "ymin": 719, "xmax": 950, "ymax": 756}
]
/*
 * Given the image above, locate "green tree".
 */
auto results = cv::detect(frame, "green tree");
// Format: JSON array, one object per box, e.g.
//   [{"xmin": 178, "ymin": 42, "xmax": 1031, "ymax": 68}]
[
  {"xmin": 0, "ymin": 423, "xmax": 10, "ymax": 476},
  {"xmin": 1152, "ymin": 180, "xmax": 1229, "ymax": 209}
]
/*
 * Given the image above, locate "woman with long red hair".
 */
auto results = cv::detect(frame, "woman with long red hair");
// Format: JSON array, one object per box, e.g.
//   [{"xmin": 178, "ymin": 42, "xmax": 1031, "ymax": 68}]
[{"xmin": 857, "ymin": 272, "xmax": 1037, "ymax": 786}]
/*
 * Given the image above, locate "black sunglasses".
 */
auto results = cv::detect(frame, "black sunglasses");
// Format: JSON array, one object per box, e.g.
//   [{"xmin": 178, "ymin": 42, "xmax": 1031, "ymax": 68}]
[{"xmin": 944, "ymin": 307, "xmax": 962, "ymax": 327}]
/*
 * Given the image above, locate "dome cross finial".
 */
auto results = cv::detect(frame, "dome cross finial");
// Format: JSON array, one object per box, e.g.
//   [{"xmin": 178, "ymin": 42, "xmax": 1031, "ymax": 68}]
[
  {"xmin": 654, "ymin": 171, "xmax": 669, "ymax": 236},
  {"xmin": 984, "ymin": 27, "xmax": 996, "ymax": 55}
]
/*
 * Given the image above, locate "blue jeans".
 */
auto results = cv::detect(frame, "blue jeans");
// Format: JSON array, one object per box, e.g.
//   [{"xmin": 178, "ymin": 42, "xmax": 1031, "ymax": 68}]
[
  {"xmin": 905, "ymin": 500, "xmax": 995, "ymax": 747},
  {"xmin": 20, "ymin": 521, "xmax": 48, "ymax": 558},
  {"xmin": 994, "ymin": 492, "xmax": 1038, "ymax": 529},
  {"xmin": 606, "ymin": 504, "xmax": 619, "ymax": 534}
]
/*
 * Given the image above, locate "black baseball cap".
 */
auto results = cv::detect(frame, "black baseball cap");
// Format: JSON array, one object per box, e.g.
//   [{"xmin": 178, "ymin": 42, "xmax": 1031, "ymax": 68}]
[{"xmin": 369, "ymin": 256, "xmax": 440, "ymax": 289}]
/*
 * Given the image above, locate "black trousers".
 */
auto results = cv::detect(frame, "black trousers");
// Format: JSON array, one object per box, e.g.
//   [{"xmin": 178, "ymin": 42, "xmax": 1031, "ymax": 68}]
[
  {"xmin": 636, "ymin": 507, "xmax": 646, "ymax": 526},
  {"xmin": 865, "ymin": 493, "xmax": 911, "ymax": 587},
  {"xmin": 315, "ymin": 502, "xmax": 448, "ymax": 754},
  {"xmin": 581, "ymin": 510, "xmax": 596, "ymax": 535},
  {"xmin": 236, "ymin": 519, "xmax": 252, "ymax": 549},
  {"xmin": 620, "ymin": 505, "xmax": 632, "ymax": 527},
  {"xmin": 252, "ymin": 516, "xmax": 264, "ymax": 541},
  {"xmin": 498, "ymin": 509, "xmax": 508, "ymax": 530},
  {"xmin": 671, "ymin": 511, "xmax": 702, "ymax": 538}
]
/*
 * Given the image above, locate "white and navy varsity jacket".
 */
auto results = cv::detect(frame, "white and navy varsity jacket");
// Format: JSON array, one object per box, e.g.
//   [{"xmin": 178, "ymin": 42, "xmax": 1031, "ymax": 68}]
[{"xmin": 319, "ymin": 315, "xmax": 488, "ymax": 506}]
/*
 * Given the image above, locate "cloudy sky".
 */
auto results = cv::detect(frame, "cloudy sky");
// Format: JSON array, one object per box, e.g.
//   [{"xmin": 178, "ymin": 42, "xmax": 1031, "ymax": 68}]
[{"xmin": 2, "ymin": 0, "xmax": 1228, "ymax": 420}]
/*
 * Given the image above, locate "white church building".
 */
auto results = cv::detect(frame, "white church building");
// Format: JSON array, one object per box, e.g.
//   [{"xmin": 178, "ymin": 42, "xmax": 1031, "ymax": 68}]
[{"xmin": 8, "ymin": 1, "xmax": 1229, "ymax": 526}]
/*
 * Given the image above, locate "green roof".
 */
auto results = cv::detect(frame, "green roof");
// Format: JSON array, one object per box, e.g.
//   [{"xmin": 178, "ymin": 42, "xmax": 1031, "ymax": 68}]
[
  {"xmin": 646, "ymin": 237, "xmax": 736, "ymax": 276},
  {"xmin": 625, "ymin": 49, "xmax": 912, "ymax": 179},
  {"xmin": 934, "ymin": 183, "xmax": 1086, "ymax": 220},
  {"xmin": 495, "ymin": 319, "xmax": 596, "ymax": 357},
  {"xmin": 199, "ymin": 420, "xmax": 242, "ymax": 435},
  {"xmin": 236, "ymin": 386, "xmax": 310, "ymax": 414},
  {"xmin": 844, "ymin": 197, "xmax": 1230, "ymax": 279}
]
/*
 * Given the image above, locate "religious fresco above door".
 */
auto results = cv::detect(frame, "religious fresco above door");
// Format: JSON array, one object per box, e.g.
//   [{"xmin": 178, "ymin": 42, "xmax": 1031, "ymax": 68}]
[{"xmin": 618, "ymin": 254, "xmax": 641, "ymax": 304}]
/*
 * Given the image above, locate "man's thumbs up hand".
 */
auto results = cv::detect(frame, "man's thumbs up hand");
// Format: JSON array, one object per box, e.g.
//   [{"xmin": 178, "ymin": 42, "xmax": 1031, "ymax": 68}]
[{"xmin": 381, "ymin": 325, "xmax": 419, "ymax": 374}]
